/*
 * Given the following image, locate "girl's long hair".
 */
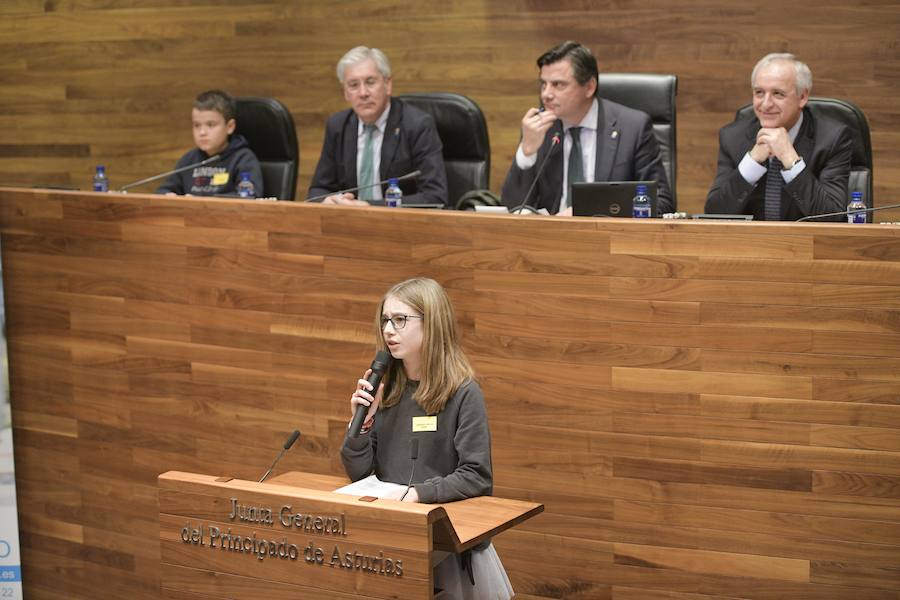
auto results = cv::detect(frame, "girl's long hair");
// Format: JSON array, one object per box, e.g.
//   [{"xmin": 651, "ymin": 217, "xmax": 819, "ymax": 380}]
[{"xmin": 375, "ymin": 278, "xmax": 474, "ymax": 414}]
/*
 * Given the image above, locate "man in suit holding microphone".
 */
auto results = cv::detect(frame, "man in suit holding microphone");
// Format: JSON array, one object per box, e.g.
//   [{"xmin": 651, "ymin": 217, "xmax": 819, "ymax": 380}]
[
  {"xmin": 501, "ymin": 41, "xmax": 673, "ymax": 215},
  {"xmin": 705, "ymin": 53, "xmax": 852, "ymax": 221},
  {"xmin": 307, "ymin": 46, "xmax": 448, "ymax": 206}
]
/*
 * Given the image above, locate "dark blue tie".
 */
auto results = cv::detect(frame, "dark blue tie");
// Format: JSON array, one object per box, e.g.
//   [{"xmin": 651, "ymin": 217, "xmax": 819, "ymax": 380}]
[
  {"xmin": 567, "ymin": 127, "xmax": 584, "ymax": 200},
  {"xmin": 764, "ymin": 157, "xmax": 783, "ymax": 221}
]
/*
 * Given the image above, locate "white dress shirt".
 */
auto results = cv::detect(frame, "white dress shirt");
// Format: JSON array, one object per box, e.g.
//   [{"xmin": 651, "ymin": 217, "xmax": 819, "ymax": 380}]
[{"xmin": 516, "ymin": 98, "xmax": 599, "ymax": 212}]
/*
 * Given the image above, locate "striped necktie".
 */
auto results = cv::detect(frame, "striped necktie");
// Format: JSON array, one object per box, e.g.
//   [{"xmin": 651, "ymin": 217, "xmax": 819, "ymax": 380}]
[{"xmin": 764, "ymin": 157, "xmax": 783, "ymax": 221}]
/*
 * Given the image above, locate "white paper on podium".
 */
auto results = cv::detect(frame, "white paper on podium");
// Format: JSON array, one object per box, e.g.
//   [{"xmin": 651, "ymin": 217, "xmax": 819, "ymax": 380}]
[{"xmin": 333, "ymin": 474, "xmax": 408, "ymax": 499}]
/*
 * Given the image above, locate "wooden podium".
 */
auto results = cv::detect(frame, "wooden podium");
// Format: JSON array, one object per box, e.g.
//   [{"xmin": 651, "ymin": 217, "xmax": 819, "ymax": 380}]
[{"xmin": 158, "ymin": 471, "xmax": 543, "ymax": 599}]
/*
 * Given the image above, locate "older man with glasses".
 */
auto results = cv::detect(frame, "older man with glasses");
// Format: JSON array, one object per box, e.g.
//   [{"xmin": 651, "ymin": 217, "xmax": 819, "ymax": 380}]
[{"xmin": 307, "ymin": 46, "xmax": 448, "ymax": 207}]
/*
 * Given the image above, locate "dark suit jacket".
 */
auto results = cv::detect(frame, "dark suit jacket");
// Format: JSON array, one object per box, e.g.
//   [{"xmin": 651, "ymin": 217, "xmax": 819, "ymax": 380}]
[
  {"xmin": 307, "ymin": 98, "xmax": 448, "ymax": 206},
  {"xmin": 501, "ymin": 98, "xmax": 673, "ymax": 215},
  {"xmin": 705, "ymin": 107, "xmax": 852, "ymax": 221}
]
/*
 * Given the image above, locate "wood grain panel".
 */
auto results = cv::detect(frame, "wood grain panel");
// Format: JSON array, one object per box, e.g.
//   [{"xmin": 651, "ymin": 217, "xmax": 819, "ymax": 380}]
[
  {"xmin": 613, "ymin": 542, "xmax": 810, "ymax": 582},
  {"xmin": 613, "ymin": 499, "xmax": 900, "ymax": 545},
  {"xmin": 610, "ymin": 229, "xmax": 814, "ymax": 260},
  {"xmin": 5, "ymin": 4, "xmax": 898, "ymax": 213},
  {"xmin": 2, "ymin": 188, "xmax": 899, "ymax": 599}
]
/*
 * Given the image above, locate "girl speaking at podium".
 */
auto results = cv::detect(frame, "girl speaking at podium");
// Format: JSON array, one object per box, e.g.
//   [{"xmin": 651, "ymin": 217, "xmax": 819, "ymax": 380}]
[{"xmin": 341, "ymin": 277, "xmax": 512, "ymax": 599}]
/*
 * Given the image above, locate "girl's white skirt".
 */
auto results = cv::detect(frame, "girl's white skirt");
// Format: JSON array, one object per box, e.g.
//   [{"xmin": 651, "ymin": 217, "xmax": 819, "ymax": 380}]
[{"xmin": 433, "ymin": 543, "xmax": 513, "ymax": 600}]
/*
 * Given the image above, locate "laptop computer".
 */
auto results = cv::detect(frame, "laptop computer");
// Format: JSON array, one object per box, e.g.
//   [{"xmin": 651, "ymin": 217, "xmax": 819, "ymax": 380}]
[{"xmin": 571, "ymin": 181, "xmax": 658, "ymax": 218}]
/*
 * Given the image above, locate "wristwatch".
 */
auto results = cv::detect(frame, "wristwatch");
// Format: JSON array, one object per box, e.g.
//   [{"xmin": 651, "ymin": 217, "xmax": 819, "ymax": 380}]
[{"xmin": 783, "ymin": 157, "xmax": 803, "ymax": 170}]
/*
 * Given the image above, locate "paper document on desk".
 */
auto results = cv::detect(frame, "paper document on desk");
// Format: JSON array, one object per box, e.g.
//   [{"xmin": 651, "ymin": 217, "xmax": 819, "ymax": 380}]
[{"xmin": 333, "ymin": 474, "xmax": 407, "ymax": 498}]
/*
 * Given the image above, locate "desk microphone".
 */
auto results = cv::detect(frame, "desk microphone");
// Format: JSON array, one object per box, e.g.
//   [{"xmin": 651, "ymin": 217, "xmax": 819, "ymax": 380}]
[
  {"xmin": 258, "ymin": 429, "xmax": 301, "ymax": 483},
  {"xmin": 348, "ymin": 351, "xmax": 393, "ymax": 438},
  {"xmin": 510, "ymin": 133, "xmax": 561, "ymax": 214},
  {"xmin": 117, "ymin": 154, "xmax": 223, "ymax": 192},
  {"xmin": 795, "ymin": 202, "xmax": 900, "ymax": 222},
  {"xmin": 399, "ymin": 437, "xmax": 419, "ymax": 501},
  {"xmin": 306, "ymin": 170, "xmax": 421, "ymax": 203}
]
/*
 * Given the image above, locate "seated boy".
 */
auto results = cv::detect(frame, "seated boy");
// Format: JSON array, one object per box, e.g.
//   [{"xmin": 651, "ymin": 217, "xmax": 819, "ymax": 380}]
[{"xmin": 156, "ymin": 90, "xmax": 264, "ymax": 197}]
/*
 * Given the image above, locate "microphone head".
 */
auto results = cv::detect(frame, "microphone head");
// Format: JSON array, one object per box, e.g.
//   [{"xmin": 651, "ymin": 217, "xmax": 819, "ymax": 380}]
[
  {"xmin": 283, "ymin": 429, "xmax": 301, "ymax": 449},
  {"xmin": 409, "ymin": 437, "xmax": 419, "ymax": 460},
  {"xmin": 371, "ymin": 350, "xmax": 392, "ymax": 373}
]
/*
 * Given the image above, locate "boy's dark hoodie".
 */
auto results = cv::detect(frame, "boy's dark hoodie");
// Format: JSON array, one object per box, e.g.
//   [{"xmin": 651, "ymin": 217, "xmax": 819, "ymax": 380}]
[{"xmin": 156, "ymin": 134, "xmax": 264, "ymax": 197}]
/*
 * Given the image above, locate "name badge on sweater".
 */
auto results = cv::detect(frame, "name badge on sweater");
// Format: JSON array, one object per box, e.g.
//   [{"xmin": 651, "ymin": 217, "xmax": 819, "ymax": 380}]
[
  {"xmin": 212, "ymin": 172, "xmax": 229, "ymax": 185},
  {"xmin": 412, "ymin": 416, "xmax": 437, "ymax": 432}
]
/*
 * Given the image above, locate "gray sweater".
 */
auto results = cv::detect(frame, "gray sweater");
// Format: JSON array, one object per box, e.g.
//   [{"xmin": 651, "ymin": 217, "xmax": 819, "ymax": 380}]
[{"xmin": 341, "ymin": 379, "xmax": 492, "ymax": 503}]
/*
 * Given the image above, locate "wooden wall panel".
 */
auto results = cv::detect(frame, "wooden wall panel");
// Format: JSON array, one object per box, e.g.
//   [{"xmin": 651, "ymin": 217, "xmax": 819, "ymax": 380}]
[
  {"xmin": 0, "ymin": 1, "xmax": 899, "ymax": 219},
  {"xmin": 2, "ymin": 188, "xmax": 899, "ymax": 599}
]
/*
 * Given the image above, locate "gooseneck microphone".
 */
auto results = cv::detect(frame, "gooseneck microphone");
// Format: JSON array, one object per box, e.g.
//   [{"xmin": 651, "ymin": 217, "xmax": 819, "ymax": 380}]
[
  {"xmin": 258, "ymin": 429, "xmax": 301, "ymax": 483},
  {"xmin": 399, "ymin": 437, "xmax": 419, "ymax": 501},
  {"xmin": 306, "ymin": 170, "xmax": 422, "ymax": 203},
  {"xmin": 510, "ymin": 133, "xmax": 561, "ymax": 214},
  {"xmin": 795, "ymin": 202, "xmax": 900, "ymax": 222},
  {"xmin": 348, "ymin": 351, "xmax": 393, "ymax": 438},
  {"xmin": 118, "ymin": 154, "xmax": 223, "ymax": 192}
]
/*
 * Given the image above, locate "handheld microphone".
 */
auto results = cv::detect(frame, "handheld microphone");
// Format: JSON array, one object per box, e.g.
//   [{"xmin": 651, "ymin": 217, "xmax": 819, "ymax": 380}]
[
  {"xmin": 399, "ymin": 437, "xmax": 419, "ymax": 501},
  {"xmin": 510, "ymin": 133, "xmax": 561, "ymax": 214},
  {"xmin": 306, "ymin": 170, "xmax": 422, "ymax": 203},
  {"xmin": 348, "ymin": 350, "xmax": 393, "ymax": 438},
  {"xmin": 795, "ymin": 202, "xmax": 900, "ymax": 222},
  {"xmin": 258, "ymin": 429, "xmax": 301, "ymax": 483},
  {"xmin": 117, "ymin": 154, "xmax": 223, "ymax": 192}
]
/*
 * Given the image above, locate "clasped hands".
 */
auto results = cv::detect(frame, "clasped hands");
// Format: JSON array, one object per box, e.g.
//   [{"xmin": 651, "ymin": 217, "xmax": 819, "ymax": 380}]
[{"xmin": 750, "ymin": 127, "xmax": 800, "ymax": 167}]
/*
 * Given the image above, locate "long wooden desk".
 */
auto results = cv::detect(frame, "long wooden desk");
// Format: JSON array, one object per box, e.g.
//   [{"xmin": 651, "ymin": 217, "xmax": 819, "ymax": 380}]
[{"xmin": 2, "ymin": 187, "xmax": 898, "ymax": 599}]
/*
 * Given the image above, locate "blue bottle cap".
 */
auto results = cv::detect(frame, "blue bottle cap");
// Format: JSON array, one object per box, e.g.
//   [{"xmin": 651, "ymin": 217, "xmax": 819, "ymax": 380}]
[
  {"xmin": 636, "ymin": 184, "xmax": 648, "ymax": 194},
  {"xmin": 240, "ymin": 172, "xmax": 251, "ymax": 180},
  {"xmin": 851, "ymin": 191, "xmax": 862, "ymax": 199}
]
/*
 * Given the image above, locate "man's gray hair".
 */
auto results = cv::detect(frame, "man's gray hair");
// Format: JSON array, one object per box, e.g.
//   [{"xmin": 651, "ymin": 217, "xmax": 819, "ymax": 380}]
[
  {"xmin": 751, "ymin": 53, "xmax": 813, "ymax": 96},
  {"xmin": 336, "ymin": 46, "xmax": 392, "ymax": 83}
]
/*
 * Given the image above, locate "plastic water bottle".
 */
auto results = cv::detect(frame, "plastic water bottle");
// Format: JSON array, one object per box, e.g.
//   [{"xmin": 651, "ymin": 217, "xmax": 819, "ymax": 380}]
[
  {"xmin": 847, "ymin": 191, "xmax": 866, "ymax": 224},
  {"xmin": 237, "ymin": 172, "xmax": 255, "ymax": 198},
  {"xmin": 385, "ymin": 178, "xmax": 403, "ymax": 208},
  {"xmin": 632, "ymin": 184, "xmax": 651, "ymax": 218},
  {"xmin": 92, "ymin": 165, "xmax": 109, "ymax": 192}
]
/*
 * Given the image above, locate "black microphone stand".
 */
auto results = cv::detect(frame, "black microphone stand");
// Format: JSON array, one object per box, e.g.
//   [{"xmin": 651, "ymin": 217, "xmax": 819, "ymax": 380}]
[
  {"xmin": 795, "ymin": 202, "xmax": 900, "ymax": 222},
  {"xmin": 259, "ymin": 430, "xmax": 301, "ymax": 483},
  {"xmin": 118, "ymin": 154, "xmax": 223, "ymax": 192},
  {"xmin": 306, "ymin": 170, "xmax": 421, "ymax": 203},
  {"xmin": 399, "ymin": 438, "xmax": 419, "ymax": 501},
  {"xmin": 510, "ymin": 134, "xmax": 561, "ymax": 214}
]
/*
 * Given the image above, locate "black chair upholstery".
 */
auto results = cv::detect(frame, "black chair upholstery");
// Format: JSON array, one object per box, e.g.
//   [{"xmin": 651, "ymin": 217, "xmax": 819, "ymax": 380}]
[
  {"xmin": 735, "ymin": 97, "xmax": 873, "ymax": 217},
  {"xmin": 234, "ymin": 97, "xmax": 299, "ymax": 200},
  {"xmin": 597, "ymin": 73, "xmax": 678, "ymax": 209},
  {"xmin": 398, "ymin": 93, "xmax": 490, "ymax": 208}
]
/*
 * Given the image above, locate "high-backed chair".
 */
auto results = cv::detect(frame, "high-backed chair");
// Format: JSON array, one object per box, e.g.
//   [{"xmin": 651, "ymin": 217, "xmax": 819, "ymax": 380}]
[
  {"xmin": 398, "ymin": 93, "xmax": 490, "ymax": 208},
  {"xmin": 234, "ymin": 97, "xmax": 299, "ymax": 200},
  {"xmin": 735, "ymin": 97, "xmax": 873, "ymax": 219},
  {"xmin": 597, "ymin": 73, "xmax": 678, "ymax": 209}
]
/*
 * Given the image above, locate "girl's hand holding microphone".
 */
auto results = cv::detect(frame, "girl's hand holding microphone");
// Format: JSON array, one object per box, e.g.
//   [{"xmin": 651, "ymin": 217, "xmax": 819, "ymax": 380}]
[{"xmin": 350, "ymin": 369, "xmax": 384, "ymax": 434}]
